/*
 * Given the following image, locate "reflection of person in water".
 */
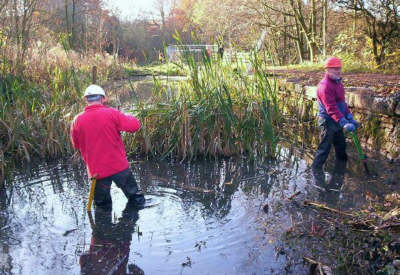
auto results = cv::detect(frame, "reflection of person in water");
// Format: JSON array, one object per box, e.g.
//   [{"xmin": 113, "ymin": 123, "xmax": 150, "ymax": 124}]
[
  {"xmin": 80, "ymin": 204, "xmax": 144, "ymax": 275},
  {"xmin": 0, "ymin": 184, "xmax": 7, "ymax": 211},
  {"xmin": 312, "ymin": 160, "xmax": 346, "ymax": 206}
]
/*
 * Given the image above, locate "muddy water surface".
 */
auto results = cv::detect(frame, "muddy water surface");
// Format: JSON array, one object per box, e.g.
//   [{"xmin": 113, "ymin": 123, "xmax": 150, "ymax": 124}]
[{"xmin": 0, "ymin": 150, "xmax": 398, "ymax": 274}]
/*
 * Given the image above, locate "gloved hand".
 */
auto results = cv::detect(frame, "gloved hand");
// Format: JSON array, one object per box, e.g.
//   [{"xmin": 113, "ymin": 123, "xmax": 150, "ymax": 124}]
[
  {"xmin": 338, "ymin": 117, "xmax": 350, "ymax": 128},
  {"xmin": 343, "ymin": 123, "xmax": 355, "ymax": 132},
  {"xmin": 346, "ymin": 114, "xmax": 360, "ymax": 129}
]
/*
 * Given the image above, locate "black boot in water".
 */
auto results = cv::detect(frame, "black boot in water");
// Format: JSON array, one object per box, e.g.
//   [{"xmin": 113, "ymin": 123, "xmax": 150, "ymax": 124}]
[{"xmin": 128, "ymin": 193, "xmax": 146, "ymax": 208}]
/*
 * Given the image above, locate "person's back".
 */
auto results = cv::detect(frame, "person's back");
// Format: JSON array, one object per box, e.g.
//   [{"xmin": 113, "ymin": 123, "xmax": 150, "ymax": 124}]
[
  {"xmin": 71, "ymin": 84, "xmax": 144, "ymax": 208},
  {"xmin": 72, "ymin": 104, "xmax": 140, "ymax": 179}
]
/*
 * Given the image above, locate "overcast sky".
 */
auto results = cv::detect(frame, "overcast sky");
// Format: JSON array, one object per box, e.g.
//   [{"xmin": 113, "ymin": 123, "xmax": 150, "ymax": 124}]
[{"xmin": 105, "ymin": 0, "xmax": 158, "ymax": 20}]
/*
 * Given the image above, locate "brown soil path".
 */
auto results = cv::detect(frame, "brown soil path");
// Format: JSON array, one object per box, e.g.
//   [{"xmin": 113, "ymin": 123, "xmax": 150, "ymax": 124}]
[{"xmin": 271, "ymin": 70, "xmax": 400, "ymax": 96}]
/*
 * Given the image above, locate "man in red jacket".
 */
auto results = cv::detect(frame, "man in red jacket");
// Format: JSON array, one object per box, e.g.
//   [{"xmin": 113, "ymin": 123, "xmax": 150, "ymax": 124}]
[
  {"xmin": 312, "ymin": 57, "xmax": 360, "ymax": 170},
  {"xmin": 70, "ymin": 84, "xmax": 145, "ymax": 208}
]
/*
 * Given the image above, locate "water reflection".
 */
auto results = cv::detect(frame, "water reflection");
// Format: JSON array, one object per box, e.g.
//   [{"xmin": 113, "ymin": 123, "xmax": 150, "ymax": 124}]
[
  {"xmin": 1, "ymin": 153, "xmax": 398, "ymax": 274},
  {"xmin": 312, "ymin": 160, "xmax": 346, "ymax": 206},
  {"xmin": 134, "ymin": 159, "xmax": 291, "ymax": 219},
  {"xmin": 0, "ymin": 183, "xmax": 12, "ymax": 275},
  {"xmin": 80, "ymin": 204, "xmax": 143, "ymax": 275},
  {"xmin": 0, "ymin": 183, "xmax": 7, "ymax": 211}
]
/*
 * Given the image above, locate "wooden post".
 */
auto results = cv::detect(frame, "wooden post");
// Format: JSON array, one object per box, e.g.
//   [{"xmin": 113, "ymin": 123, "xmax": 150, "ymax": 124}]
[{"xmin": 92, "ymin": 66, "xmax": 97, "ymax": 84}]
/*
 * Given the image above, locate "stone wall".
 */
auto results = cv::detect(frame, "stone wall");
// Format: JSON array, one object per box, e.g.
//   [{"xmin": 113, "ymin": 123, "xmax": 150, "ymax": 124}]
[{"xmin": 276, "ymin": 79, "xmax": 400, "ymax": 160}]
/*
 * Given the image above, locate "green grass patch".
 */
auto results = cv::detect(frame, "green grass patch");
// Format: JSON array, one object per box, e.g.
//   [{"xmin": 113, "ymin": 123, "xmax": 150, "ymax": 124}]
[
  {"xmin": 268, "ymin": 61, "xmax": 374, "ymax": 73},
  {"xmin": 124, "ymin": 62, "xmax": 188, "ymax": 77},
  {"xmin": 269, "ymin": 61, "xmax": 324, "ymax": 72}
]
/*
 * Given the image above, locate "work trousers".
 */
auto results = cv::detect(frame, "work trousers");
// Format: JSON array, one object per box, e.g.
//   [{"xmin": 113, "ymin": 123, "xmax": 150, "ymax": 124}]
[
  {"xmin": 94, "ymin": 168, "xmax": 144, "ymax": 207},
  {"xmin": 312, "ymin": 117, "xmax": 347, "ymax": 169}
]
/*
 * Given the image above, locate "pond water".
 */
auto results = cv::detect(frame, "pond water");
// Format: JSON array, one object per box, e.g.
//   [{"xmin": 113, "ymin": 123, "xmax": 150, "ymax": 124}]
[
  {"xmin": 1, "ymin": 77, "xmax": 398, "ymax": 274},
  {"xmin": 1, "ymin": 145, "xmax": 398, "ymax": 274}
]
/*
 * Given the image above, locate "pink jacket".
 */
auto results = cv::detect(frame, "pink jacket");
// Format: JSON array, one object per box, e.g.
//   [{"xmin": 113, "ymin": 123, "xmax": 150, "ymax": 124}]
[
  {"xmin": 317, "ymin": 73, "xmax": 351, "ymax": 122},
  {"xmin": 70, "ymin": 104, "xmax": 140, "ymax": 179}
]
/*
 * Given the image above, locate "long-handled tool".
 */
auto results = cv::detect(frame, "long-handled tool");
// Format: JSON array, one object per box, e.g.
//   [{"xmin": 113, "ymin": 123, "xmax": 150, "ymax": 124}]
[
  {"xmin": 349, "ymin": 131, "xmax": 370, "ymax": 175},
  {"xmin": 87, "ymin": 175, "xmax": 97, "ymax": 212}
]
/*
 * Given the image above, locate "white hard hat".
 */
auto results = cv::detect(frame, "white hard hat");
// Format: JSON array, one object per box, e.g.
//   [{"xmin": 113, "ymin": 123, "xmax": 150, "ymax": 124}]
[{"xmin": 83, "ymin": 84, "xmax": 105, "ymax": 97}]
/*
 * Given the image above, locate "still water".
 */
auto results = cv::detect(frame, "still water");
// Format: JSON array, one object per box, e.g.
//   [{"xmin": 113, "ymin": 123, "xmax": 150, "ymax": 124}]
[{"xmin": 0, "ymin": 150, "xmax": 398, "ymax": 274}]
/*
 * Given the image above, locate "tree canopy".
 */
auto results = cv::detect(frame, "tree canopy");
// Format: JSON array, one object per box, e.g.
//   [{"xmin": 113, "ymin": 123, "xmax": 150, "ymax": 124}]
[{"xmin": 0, "ymin": 0, "xmax": 399, "ymax": 70}]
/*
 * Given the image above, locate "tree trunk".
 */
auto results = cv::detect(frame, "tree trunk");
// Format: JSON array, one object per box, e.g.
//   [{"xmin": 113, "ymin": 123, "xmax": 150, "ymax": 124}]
[
  {"xmin": 353, "ymin": 0, "xmax": 357, "ymax": 37},
  {"xmin": 294, "ymin": 19, "xmax": 304, "ymax": 63},
  {"xmin": 366, "ymin": 16, "xmax": 384, "ymax": 66},
  {"xmin": 160, "ymin": 2, "xmax": 166, "ymax": 44},
  {"xmin": 12, "ymin": 0, "xmax": 37, "ymax": 75},
  {"xmin": 84, "ymin": 13, "xmax": 88, "ymax": 52},
  {"xmin": 283, "ymin": 15, "xmax": 288, "ymax": 64},
  {"xmin": 71, "ymin": 0, "xmax": 76, "ymax": 49},
  {"xmin": 64, "ymin": 0, "xmax": 70, "ymax": 44},
  {"xmin": 290, "ymin": 0, "xmax": 316, "ymax": 61},
  {"xmin": 310, "ymin": 0, "xmax": 317, "ymax": 61},
  {"xmin": 322, "ymin": 0, "xmax": 327, "ymax": 57}
]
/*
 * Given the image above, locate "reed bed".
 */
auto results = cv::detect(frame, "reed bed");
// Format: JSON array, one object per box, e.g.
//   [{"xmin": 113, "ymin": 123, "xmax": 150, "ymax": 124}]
[
  {"xmin": 0, "ymin": 39, "xmax": 283, "ymax": 182},
  {"xmin": 0, "ymin": 42, "xmax": 130, "ymax": 183},
  {"xmin": 128, "ymin": 49, "xmax": 281, "ymax": 160},
  {"xmin": 0, "ymin": 72, "xmax": 85, "ymax": 181}
]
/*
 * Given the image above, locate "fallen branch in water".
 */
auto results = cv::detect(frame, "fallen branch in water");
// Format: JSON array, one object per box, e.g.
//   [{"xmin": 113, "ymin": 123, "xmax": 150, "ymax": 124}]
[
  {"xmin": 304, "ymin": 200, "xmax": 354, "ymax": 217},
  {"xmin": 283, "ymin": 193, "xmax": 400, "ymax": 274},
  {"xmin": 149, "ymin": 175, "xmax": 214, "ymax": 193},
  {"xmin": 287, "ymin": 191, "xmax": 301, "ymax": 200},
  {"xmin": 63, "ymin": 228, "xmax": 77, "ymax": 236},
  {"xmin": 303, "ymin": 200, "xmax": 400, "ymax": 232},
  {"xmin": 303, "ymin": 257, "xmax": 333, "ymax": 275},
  {"xmin": 375, "ymin": 223, "xmax": 400, "ymax": 231}
]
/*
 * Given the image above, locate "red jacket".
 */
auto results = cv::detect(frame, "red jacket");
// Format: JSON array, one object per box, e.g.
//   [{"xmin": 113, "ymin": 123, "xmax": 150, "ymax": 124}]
[
  {"xmin": 70, "ymin": 104, "xmax": 140, "ymax": 179},
  {"xmin": 317, "ymin": 74, "xmax": 351, "ymax": 122}
]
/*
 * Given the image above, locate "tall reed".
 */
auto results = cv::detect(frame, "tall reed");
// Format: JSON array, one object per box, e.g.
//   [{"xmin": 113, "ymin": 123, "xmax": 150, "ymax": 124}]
[
  {"xmin": 128, "ymin": 46, "xmax": 281, "ymax": 160},
  {"xmin": 0, "ymin": 71, "xmax": 86, "ymax": 181},
  {"xmin": 0, "ymin": 45, "xmax": 120, "ymax": 183},
  {"xmin": 0, "ymin": 34, "xmax": 143, "ymax": 183}
]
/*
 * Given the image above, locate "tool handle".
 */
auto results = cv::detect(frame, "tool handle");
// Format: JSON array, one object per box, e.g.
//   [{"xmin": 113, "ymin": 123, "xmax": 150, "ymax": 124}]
[
  {"xmin": 350, "ymin": 131, "xmax": 366, "ymax": 160},
  {"xmin": 87, "ymin": 175, "xmax": 97, "ymax": 212},
  {"xmin": 349, "ymin": 131, "xmax": 370, "ymax": 175}
]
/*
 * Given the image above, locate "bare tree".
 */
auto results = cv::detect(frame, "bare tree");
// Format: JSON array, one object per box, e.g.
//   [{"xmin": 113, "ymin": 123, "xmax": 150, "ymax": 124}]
[
  {"xmin": 288, "ymin": 0, "xmax": 320, "ymax": 61},
  {"xmin": 10, "ymin": 0, "xmax": 39, "ymax": 74},
  {"xmin": 153, "ymin": 0, "xmax": 168, "ymax": 44},
  {"xmin": 335, "ymin": 0, "xmax": 400, "ymax": 66},
  {"xmin": 0, "ymin": 0, "xmax": 9, "ymax": 13},
  {"xmin": 246, "ymin": 0, "xmax": 329, "ymax": 63}
]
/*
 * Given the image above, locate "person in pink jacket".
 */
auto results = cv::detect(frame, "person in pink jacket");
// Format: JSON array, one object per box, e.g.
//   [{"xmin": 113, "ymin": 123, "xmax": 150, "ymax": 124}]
[
  {"xmin": 70, "ymin": 84, "xmax": 145, "ymax": 208},
  {"xmin": 312, "ymin": 57, "xmax": 360, "ymax": 170}
]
